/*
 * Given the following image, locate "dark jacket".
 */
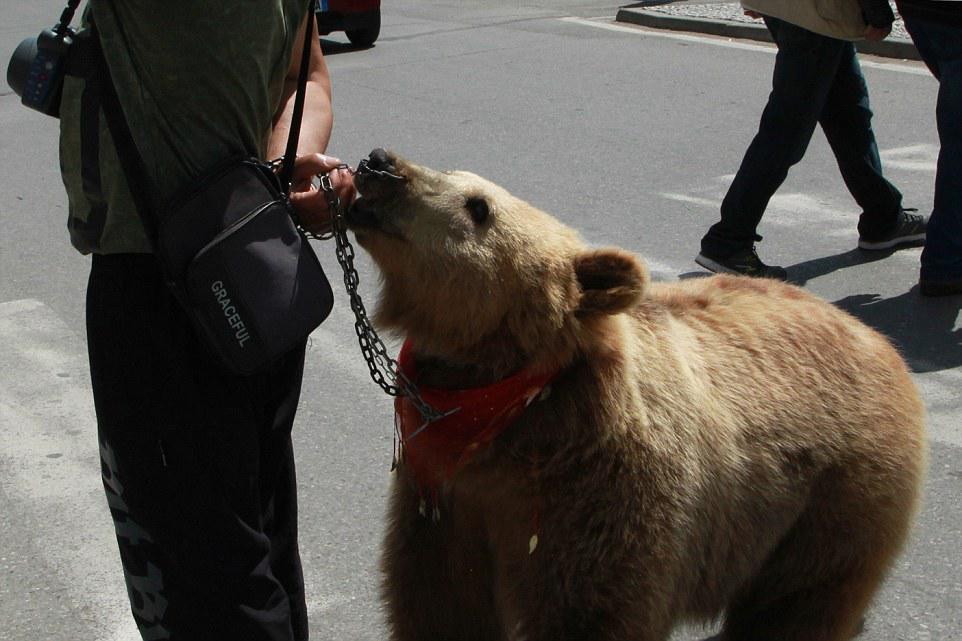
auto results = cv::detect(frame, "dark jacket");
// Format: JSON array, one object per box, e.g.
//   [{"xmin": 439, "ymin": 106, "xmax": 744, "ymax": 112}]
[
  {"xmin": 858, "ymin": 0, "xmax": 897, "ymax": 27},
  {"xmin": 896, "ymin": 0, "xmax": 962, "ymax": 26}
]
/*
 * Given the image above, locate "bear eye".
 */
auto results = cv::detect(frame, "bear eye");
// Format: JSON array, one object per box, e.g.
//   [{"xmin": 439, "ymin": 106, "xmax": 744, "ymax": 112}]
[{"xmin": 465, "ymin": 197, "xmax": 490, "ymax": 225}]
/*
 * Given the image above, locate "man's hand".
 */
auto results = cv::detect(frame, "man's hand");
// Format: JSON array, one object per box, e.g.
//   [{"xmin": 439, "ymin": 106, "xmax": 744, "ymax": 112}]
[
  {"xmin": 864, "ymin": 24, "xmax": 891, "ymax": 41},
  {"xmin": 288, "ymin": 153, "xmax": 356, "ymax": 236}
]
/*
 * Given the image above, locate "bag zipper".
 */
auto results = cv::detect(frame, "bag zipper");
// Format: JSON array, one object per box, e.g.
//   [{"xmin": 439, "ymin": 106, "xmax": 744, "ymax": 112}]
[{"xmin": 190, "ymin": 200, "xmax": 281, "ymax": 264}]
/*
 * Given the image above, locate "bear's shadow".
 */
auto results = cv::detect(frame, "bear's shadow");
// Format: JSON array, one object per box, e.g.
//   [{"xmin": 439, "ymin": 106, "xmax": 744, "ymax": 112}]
[{"xmin": 681, "ymin": 248, "xmax": 962, "ymax": 373}]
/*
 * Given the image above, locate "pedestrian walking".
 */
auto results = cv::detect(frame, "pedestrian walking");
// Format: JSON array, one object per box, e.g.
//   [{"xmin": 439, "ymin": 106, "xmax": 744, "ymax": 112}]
[
  {"xmin": 895, "ymin": 0, "xmax": 962, "ymax": 296},
  {"xmin": 696, "ymin": 0, "xmax": 926, "ymax": 279}
]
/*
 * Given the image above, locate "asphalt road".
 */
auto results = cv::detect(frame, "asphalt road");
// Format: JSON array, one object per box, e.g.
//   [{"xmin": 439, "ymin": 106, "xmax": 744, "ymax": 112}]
[{"xmin": 1, "ymin": 1, "xmax": 959, "ymax": 640}]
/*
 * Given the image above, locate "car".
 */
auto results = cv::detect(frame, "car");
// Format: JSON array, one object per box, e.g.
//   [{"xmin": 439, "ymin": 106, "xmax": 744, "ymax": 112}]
[{"xmin": 316, "ymin": 0, "xmax": 381, "ymax": 47}]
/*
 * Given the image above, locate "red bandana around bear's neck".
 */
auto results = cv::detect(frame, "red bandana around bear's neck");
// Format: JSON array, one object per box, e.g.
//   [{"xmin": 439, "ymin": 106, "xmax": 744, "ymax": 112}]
[{"xmin": 394, "ymin": 340, "xmax": 559, "ymax": 491}]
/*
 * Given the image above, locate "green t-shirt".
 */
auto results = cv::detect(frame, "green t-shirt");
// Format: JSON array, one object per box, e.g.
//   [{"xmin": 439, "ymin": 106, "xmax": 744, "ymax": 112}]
[{"xmin": 59, "ymin": 0, "xmax": 306, "ymax": 254}]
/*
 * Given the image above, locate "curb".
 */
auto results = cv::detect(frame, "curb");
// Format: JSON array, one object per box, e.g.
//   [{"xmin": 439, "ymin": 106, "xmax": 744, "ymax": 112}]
[{"xmin": 615, "ymin": 8, "xmax": 921, "ymax": 61}]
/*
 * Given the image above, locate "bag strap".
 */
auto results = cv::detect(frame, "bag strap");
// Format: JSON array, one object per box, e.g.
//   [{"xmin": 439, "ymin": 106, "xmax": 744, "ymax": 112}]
[
  {"xmin": 98, "ymin": 43, "xmax": 160, "ymax": 244},
  {"xmin": 97, "ymin": 0, "xmax": 316, "ymax": 244},
  {"xmin": 278, "ymin": 5, "xmax": 317, "ymax": 193},
  {"xmin": 57, "ymin": 0, "xmax": 84, "ymax": 34}
]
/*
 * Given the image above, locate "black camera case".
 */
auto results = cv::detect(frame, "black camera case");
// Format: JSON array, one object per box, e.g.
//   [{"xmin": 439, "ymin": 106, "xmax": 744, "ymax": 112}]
[
  {"xmin": 7, "ymin": 27, "xmax": 77, "ymax": 118},
  {"xmin": 7, "ymin": 0, "xmax": 84, "ymax": 118}
]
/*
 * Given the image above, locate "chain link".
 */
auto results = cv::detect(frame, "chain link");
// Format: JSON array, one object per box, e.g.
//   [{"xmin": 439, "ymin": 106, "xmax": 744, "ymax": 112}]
[{"xmin": 302, "ymin": 164, "xmax": 455, "ymax": 428}]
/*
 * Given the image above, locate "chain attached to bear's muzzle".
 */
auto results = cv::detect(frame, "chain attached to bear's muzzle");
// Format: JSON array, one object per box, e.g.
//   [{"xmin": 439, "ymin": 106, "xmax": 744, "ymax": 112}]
[
  {"xmin": 308, "ymin": 166, "xmax": 455, "ymax": 458},
  {"xmin": 355, "ymin": 156, "xmax": 406, "ymax": 183}
]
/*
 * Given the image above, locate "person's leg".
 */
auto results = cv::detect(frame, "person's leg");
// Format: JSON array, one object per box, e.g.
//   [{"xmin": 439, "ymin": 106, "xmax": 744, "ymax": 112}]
[
  {"xmin": 253, "ymin": 352, "xmax": 310, "ymax": 641},
  {"xmin": 87, "ymin": 253, "xmax": 309, "ymax": 641},
  {"xmin": 700, "ymin": 18, "xmax": 847, "ymax": 262},
  {"xmin": 903, "ymin": 15, "xmax": 962, "ymax": 293},
  {"xmin": 816, "ymin": 42, "xmax": 907, "ymax": 242}
]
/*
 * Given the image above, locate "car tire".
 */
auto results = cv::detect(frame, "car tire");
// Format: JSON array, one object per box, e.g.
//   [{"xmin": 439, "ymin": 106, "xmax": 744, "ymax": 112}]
[{"xmin": 345, "ymin": 11, "xmax": 380, "ymax": 46}]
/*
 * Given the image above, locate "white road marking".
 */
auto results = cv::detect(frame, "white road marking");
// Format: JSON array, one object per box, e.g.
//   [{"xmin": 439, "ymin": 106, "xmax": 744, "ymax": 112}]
[
  {"xmin": 660, "ymin": 190, "xmax": 859, "ymax": 240},
  {"xmin": 658, "ymin": 192, "xmax": 720, "ymax": 209},
  {"xmin": 658, "ymin": 138, "xmax": 938, "ymax": 233},
  {"xmin": 0, "ymin": 299, "xmax": 141, "ymax": 641},
  {"xmin": 880, "ymin": 144, "xmax": 940, "ymax": 173},
  {"xmin": 661, "ymin": 189, "xmax": 862, "ymax": 220},
  {"xmin": 559, "ymin": 17, "xmax": 931, "ymax": 77},
  {"xmin": 917, "ymin": 369, "xmax": 962, "ymax": 448}
]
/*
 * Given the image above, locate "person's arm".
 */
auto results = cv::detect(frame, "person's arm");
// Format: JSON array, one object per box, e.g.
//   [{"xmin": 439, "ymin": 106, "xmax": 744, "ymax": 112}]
[
  {"xmin": 858, "ymin": 0, "xmax": 895, "ymax": 40},
  {"xmin": 270, "ymin": 11, "xmax": 355, "ymax": 234}
]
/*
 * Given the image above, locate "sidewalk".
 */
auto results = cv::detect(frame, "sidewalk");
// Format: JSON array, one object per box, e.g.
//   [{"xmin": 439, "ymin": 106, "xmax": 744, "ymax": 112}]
[{"xmin": 616, "ymin": 1, "xmax": 920, "ymax": 61}]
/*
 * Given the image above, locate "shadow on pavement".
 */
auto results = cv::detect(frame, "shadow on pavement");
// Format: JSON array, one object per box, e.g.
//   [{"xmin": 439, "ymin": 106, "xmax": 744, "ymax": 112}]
[
  {"xmin": 786, "ymin": 248, "xmax": 894, "ymax": 286},
  {"xmin": 678, "ymin": 249, "xmax": 892, "ymax": 285},
  {"xmin": 833, "ymin": 287, "xmax": 962, "ymax": 373},
  {"xmin": 679, "ymin": 249, "xmax": 893, "ymax": 284},
  {"xmin": 681, "ymin": 247, "xmax": 962, "ymax": 373},
  {"xmin": 320, "ymin": 39, "xmax": 374, "ymax": 56},
  {"xmin": 622, "ymin": 0, "xmax": 676, "ymax": 6},
  {"xmin": 788, "ymin": 248, "xmax": 962, "ymax": 373}
]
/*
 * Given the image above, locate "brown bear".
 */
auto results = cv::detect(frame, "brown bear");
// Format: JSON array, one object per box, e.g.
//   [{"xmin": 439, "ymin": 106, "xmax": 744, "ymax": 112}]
[{"xmin": 346, "ymin": 149, "xmax": 927, "ymax": 641}]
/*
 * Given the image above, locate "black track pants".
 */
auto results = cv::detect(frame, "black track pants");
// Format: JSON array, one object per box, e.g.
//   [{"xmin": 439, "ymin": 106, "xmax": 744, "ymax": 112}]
[{"xmin": 86, "ymin": 253, "xmax": 309, "ymax": 641}]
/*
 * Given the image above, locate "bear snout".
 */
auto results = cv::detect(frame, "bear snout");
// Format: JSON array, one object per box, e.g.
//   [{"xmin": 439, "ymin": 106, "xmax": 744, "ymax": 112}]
[
  {"xmin": 366, "ymin": 148, "xmax": 395, "ymax": 173},
  {"xmin": 346, "ymin": 151, "xmax": 410, "ymax": 237},
  {"xmin": 358, "ymin": 148, "xmax": 404, "ymax": 183},
  {"xmin": 355, "ymin": 148, "xmax": 409, "ymax": 204}
]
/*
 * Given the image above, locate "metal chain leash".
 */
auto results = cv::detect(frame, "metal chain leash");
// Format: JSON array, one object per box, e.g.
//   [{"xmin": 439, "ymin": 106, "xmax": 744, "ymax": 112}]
[{"xmin": 295, "ymin": 163, "xmax": 455, "ymax": 430}]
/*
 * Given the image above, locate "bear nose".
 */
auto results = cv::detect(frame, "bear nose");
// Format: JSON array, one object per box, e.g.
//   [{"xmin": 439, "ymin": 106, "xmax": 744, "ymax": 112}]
[
  {"xmin": 368, "ymin": 148, "xmax": 392, "ymax": 172},
  {"xmin": 367, "ymin": 147, "xmax": 397, "ymax": 174},
  {"xmin": 357, "ymin": 148, "xmax": 405, "ymax": 187}
]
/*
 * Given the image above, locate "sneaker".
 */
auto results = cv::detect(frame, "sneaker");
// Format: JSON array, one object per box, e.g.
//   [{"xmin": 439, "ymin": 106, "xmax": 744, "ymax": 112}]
[
  {"xmin": 920, "ymin": 276, "xmax": 962, "ymax": 297},
  {"xmin": 695, "ymin": 247, "xmax": 788, "ymax": 280},
  {"xmin": 857, "ymin": 209, "xmax": 927, "ymax": 250}
]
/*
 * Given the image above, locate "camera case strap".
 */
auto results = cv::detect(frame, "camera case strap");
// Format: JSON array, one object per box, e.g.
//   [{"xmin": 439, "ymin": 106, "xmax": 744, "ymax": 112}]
[{"xmin": 97, "ymin": 0, "xmax": 334, "ymax": 375}]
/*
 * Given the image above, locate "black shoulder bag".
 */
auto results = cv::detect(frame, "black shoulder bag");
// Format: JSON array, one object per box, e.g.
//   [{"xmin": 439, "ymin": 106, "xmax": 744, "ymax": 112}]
[{"xmin": 98, "ymin": 2, "xmax": 334, "ymax": 375}]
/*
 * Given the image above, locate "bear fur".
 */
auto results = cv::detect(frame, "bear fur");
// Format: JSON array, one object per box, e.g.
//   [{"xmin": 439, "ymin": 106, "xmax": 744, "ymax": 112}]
[{"xmin": 347, "ymin": 150, "xmax": 927, "ymax": 641}]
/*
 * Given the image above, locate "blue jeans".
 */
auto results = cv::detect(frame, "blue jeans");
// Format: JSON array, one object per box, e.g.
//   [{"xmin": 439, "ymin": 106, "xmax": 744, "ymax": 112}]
[
  {"xmin": 701, "ymin": 17, "xmax": 903, "ymax": 258},
  {"xmin": 902, "ymin": 14, "xmax": 962, "ymax": 281}
]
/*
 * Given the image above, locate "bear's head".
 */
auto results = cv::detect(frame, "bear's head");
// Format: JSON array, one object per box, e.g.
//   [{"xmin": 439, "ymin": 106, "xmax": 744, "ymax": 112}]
[{"xmin": 347, "ymin": 149, "xmax": 649, "ymax": 379}]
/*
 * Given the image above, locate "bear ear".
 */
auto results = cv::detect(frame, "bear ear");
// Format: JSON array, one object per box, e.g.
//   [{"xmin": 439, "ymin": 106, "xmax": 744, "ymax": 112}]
[{"xmin": 573, "ymin": 248, "xmax": 648, "ymax": 316}]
